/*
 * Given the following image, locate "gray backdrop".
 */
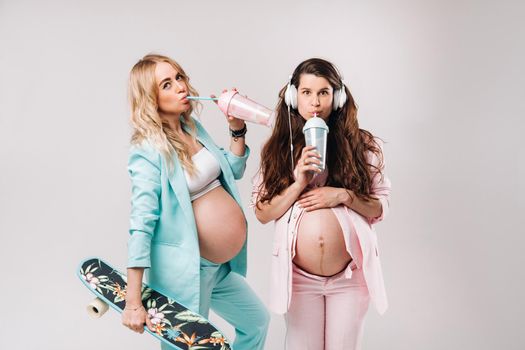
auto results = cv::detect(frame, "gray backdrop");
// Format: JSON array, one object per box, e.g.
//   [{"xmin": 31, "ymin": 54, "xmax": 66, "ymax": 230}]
[{"xmin": 1, "ymin": 0, "xmax": 523, "ymax": 349}]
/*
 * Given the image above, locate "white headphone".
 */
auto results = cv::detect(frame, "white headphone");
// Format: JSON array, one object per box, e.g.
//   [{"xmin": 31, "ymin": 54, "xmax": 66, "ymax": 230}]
[{"xmin": 284, "ymin": 75, "xmax": 347, "ymax": 111}]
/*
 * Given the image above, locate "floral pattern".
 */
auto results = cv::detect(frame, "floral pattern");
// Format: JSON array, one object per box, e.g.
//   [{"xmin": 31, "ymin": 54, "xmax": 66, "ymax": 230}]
[{"xmin": 79, "ymin": 258, "xmax": 231, "ymax": 350}]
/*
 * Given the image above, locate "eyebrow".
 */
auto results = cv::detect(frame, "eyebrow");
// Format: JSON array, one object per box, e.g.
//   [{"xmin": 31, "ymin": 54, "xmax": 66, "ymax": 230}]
[
  {"xmin": 159, "ymin": 77, "xmax": 171, "ymax": 87},
  {"xmin": 299, "ymin": 87, "xmax": 330, "ymax": 91}
]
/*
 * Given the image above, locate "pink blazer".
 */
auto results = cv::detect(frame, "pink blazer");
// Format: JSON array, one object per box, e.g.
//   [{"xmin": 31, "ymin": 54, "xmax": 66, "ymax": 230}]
[{"xmin": 252, "ymin": 142, "xmax": 391, "ymax": 315}]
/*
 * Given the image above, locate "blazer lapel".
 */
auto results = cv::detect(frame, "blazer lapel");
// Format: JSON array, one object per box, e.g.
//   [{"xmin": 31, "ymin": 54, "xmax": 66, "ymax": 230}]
[{"xmin": 167, "ymin": 151, "xmax": 196, "ymax": 229}]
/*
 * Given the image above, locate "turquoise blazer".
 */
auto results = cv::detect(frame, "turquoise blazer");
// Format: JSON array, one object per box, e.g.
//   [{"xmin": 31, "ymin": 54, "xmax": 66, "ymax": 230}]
[{"xmin": 127, "ymin": 117, "xmax": 250, "ymax": 312}]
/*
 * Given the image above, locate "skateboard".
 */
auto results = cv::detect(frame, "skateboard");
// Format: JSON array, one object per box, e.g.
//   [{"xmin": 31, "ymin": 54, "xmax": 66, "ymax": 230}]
[{"xmin": 77, "ymin": 257, "xmax": 231, "ymax": 350}]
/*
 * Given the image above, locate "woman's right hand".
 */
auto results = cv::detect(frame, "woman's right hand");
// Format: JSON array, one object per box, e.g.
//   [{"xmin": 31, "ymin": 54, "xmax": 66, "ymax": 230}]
[
  {"xmin": 122, "ymin": 305, "xmax": 154, "ymax": 334},
  {"xmin": 294, "ymin": 146, "xmax": 322, "ymax": 188}
]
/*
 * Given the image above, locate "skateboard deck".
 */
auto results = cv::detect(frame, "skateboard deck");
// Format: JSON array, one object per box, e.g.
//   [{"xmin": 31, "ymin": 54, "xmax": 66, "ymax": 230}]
[{"xmin": 77, "ymin": 257, "xmax": 231, "ymax": 350}]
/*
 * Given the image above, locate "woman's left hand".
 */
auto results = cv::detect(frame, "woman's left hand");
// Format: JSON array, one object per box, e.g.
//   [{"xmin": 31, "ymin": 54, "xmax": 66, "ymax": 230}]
[
  {"xmin": 297, "ymin": 187, "xmax": 349, "ymax": 211},
  {"xmin": 212, "ymin": 88, "xmax": 246, "ymax": 131}
]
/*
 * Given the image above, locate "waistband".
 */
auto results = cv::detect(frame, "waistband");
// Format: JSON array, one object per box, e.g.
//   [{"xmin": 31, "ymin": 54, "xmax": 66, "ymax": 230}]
[
  {"xmin": 200, "ymin": 256, "xmax": 221, "ymax": 267},
  {"xmin": 292, "ymin": 260, "xmax": 358, "ymax": 282}
]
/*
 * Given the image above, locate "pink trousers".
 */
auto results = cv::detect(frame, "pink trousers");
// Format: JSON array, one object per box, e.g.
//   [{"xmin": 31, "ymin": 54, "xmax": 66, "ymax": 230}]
[{"xmin": 285, "ymin": 262, "xmax": 370, "ymax": 350}]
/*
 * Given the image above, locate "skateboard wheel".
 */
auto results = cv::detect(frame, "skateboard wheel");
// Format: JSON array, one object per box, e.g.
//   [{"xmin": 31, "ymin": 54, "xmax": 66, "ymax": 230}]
[{"xmin": 87, "ymin": 297, "xmax": 109, "ymax": 318}]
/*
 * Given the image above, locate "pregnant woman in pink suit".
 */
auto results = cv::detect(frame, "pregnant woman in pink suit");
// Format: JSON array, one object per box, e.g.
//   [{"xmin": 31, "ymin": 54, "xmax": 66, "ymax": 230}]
[{"xmin": 252, "ymin": 58, "xmax": 391, "ymax": 350}]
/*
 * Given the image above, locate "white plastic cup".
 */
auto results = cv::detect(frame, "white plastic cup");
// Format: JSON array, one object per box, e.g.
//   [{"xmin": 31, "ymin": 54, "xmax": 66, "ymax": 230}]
[
  {"xmin": 218, "ymin": 90, "xmax": 275, "ymax": 127},
  {"xmin": 303, "ymin": 116, "xmax": 329, "ymax": 171}
]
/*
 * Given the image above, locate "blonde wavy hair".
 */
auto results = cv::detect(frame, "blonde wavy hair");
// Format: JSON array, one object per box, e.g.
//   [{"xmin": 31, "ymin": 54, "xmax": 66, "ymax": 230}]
[{"xmin": 128, "ymin": 54, "xmax": 201, "ymax": 176}]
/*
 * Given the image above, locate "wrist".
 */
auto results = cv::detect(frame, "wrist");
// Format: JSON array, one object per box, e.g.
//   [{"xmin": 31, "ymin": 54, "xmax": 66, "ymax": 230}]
[
  {"xmin": 291, "ymin": 181, "xmax": 307, "ymax": 193},
  {"xmin": 125, "ymin": 296, "xmax": 142, "ymax": 306},
  {"xmin": 340, "ymin": 189, "xmax": 354, "ymax": 206},
  {"xmin": 124, "ymin": 304, "xmax": 144, "ymax": 311},
  {"xmin": 229, "ymin": 123, "xmax": 247, "ymax": 138}
]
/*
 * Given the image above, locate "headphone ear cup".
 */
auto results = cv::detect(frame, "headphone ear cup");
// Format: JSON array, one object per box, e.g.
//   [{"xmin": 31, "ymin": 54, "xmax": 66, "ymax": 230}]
[
  {"xmin": 285, "ymin": 83, "xmax": 298, "ymax": 109},
  {"xmin": 332, "ymin": 88, "xmax": 340, "ymax": 111},
  {"xmin": 338, "ymin": 87, "xmax": 347, "ymax": 109},
  {"xmin": 291, "ymin": 84, "xmax": 297, "ymax": 109},
  {"xmin": 333, "ymin": 86, "xmax": 347, "ymax": 110}
]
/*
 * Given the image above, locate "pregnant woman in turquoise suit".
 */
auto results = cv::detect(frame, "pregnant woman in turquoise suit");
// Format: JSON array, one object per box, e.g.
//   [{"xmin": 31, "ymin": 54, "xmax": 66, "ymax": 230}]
[{"xmin": 121, "ymin": 54, "xmax": 269, "ymax": 350}]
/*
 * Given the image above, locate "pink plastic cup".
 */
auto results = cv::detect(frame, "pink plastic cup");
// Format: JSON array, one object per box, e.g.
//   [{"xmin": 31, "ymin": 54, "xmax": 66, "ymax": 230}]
[{"xmin": 217, "ymin": 90, "xmax": 275, "ymax": 127}]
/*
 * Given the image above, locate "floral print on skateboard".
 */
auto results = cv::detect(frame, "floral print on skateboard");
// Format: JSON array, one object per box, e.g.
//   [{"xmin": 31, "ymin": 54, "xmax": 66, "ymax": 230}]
[{"xmin": 78, "ymin": 258, "xmax": 231, "ymax": 350}]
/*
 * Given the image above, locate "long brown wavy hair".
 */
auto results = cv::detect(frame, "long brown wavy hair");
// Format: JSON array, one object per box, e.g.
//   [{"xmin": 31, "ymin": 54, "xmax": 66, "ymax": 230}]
[{"xmin": 257, "ymin": 58, "xmax": 384, "ymax": 205}]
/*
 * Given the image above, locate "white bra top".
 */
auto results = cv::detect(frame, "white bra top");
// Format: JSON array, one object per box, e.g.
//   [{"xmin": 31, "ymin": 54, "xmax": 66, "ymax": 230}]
[{"xmin": 183, "ymin": 147, "xmax": 222, "ymax": 201}]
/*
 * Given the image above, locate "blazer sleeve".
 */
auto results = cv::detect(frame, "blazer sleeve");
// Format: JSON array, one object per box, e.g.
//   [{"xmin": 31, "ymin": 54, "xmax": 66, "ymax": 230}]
[
  {"xmin": 126, "ymin": 144, "xmax": 161, "ymax": 268},
  {"xmin": 220, "ymin": 145, "xmax": 250, "ymax": 180},
  {"xmin": 368, "ymin": 140, "xmax": 392, "ymax": 225}
]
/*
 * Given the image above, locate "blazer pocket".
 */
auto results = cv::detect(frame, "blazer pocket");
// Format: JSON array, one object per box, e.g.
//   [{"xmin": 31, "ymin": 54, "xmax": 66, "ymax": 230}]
[
  {"xmin": 151, "ymin": 239, "xmax": 182, "ymax": 247},
  {"xmin": 272, "ymin": 242, "xmax": 280, "ymax": 257}
]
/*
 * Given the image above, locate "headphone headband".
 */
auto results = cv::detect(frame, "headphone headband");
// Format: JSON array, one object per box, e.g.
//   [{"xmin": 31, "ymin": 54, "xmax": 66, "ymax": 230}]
[{"xmin": 284, "ymin": 75, "xmax": 346, "ymax": 111}]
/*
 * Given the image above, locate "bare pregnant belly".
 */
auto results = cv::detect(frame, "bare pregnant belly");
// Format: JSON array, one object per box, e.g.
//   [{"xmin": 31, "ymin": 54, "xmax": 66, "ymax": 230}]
[
  {"xmin": 192, "ymin": 186, "xmax": 246, "ymax": 264},
  {"xmin": 293, "ymin": 207, "xmax": 352, "ymax": 276}
]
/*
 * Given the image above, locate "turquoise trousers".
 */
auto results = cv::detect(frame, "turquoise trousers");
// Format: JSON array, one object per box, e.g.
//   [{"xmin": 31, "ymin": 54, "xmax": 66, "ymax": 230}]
[{"xmin": 161, "ymin": 257, "xmax": 270, "ymax": 350}]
